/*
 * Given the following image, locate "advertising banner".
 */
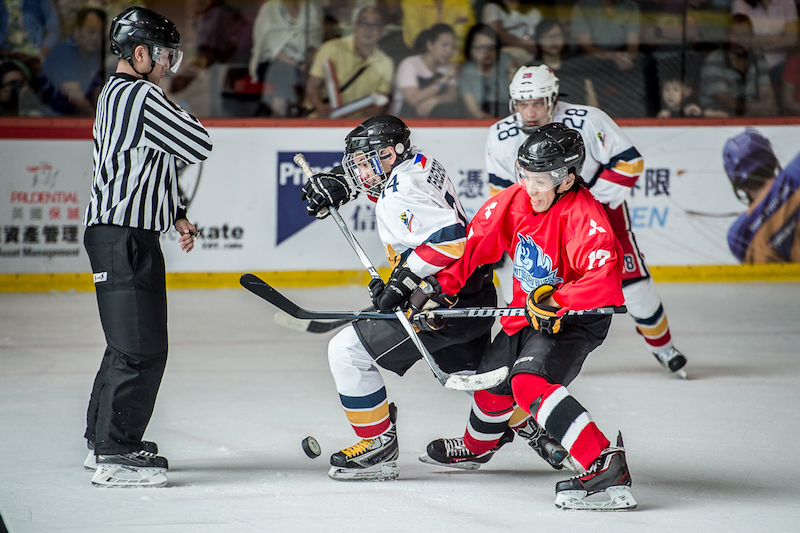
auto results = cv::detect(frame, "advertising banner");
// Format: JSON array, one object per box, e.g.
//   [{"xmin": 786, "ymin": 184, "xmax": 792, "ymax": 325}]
[{"xmin": 2, "ymin": 123, "xmax": 798, "ymax": 275}]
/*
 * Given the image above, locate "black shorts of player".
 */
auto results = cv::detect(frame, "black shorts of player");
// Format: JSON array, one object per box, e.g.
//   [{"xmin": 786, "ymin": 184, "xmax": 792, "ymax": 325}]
[
  {"xmin": 353, "ymin": 268, "xmax": 497, "ymax": 376},
  {"xmin": 479, "ymin": 315, "xmax": 613, "ymax": 396}
]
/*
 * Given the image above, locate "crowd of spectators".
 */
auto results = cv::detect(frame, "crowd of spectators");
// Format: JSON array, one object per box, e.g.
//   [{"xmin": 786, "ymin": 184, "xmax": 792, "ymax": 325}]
[{"xmin": 2, "ymin": 0, "xmax": 800, "ymax": 119}]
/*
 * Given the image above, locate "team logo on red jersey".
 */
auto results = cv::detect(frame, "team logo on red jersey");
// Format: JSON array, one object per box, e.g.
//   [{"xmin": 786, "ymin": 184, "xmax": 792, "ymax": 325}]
[{"xmin": 512, "ymin": 234, "xmax": 563, "ymax": 293}]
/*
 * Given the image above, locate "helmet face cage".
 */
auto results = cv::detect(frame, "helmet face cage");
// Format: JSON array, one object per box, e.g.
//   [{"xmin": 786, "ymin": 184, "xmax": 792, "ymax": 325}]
[
  {"xmin": 343, "ymin": 147, "xmax": 390, "ymax": 197},
  {"xmin": 509, "ymin": 65, "xmax": 559, "ymax": 131}
]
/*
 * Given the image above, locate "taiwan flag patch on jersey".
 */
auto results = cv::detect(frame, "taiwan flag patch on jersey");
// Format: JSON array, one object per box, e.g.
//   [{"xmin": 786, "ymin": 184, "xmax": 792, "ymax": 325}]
[{"xmin": 413, "ymin": 153, "xmax": 427, "ymax": 169}]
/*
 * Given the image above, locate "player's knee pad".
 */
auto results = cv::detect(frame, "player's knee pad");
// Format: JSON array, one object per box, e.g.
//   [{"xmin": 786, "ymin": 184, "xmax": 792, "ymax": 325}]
[
  {"xmin": 473, "ymin": 389, "xmax": 515, "ymax": 415},
  {"xmin": 622, "ymin": 276, "xmax": 662, "ymax": 320},
  {"xmin": 328, "ymin": 325, "xmax": 383, "ymax": 394},
  {"xmin": 510, "ymin": 373, "xmax": 551, "ymax": 415}
]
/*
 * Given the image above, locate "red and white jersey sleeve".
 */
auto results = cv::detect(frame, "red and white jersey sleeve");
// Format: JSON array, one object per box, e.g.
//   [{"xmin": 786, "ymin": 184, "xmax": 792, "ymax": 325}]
[
  {"xmin": 375, "ymin": 152, "xmax": 469, "ymax": 278},
  {"xmin": 438, "ymin": 184, "xmax": 624, "ymax": 335},
  {"xmin": 552, "ymin": 101, "xmax": 644, "ymax": 209}
]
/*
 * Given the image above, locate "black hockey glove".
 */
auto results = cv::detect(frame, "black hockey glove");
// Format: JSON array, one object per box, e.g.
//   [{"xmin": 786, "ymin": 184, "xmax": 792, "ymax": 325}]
[
  {"xmin": 300, "ymin": 165, "xmax": 356, "ymax": 219},
  {"xmin": 370, "ymin": 266, "xmax": 421, "ymax": 312},
  {"xmin": 407, "ymin": 276, "xmax": 458, "ymax": 332},
  {"xmin": 525, "ymin": 284, "xmax": 562, "ymax": 334}
]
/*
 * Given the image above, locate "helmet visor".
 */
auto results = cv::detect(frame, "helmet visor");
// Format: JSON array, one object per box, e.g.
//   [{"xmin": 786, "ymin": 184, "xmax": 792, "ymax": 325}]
[
  {"xmin": 515, "ymin": 161, "xmax": 568, "ymax": 193},
  {"xmin": 153, "ymin": 44, "xmax": 183, "ymax": 73},
  {"xmin": 343, "ymin": 149, "xmax": 387, "ymax": 197}
]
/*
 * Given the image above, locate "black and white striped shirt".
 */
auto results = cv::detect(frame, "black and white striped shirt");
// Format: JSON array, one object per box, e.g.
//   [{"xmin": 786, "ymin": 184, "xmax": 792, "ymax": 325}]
[{"xmin": 83, "ymin": 73, "xmax": 213, "ymax": 232}]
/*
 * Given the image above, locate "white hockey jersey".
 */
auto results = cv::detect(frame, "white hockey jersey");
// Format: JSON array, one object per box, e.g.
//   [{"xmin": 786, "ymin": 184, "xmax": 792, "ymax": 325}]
[
  {"xmin": 375, "ymin": 151, "xmax": 469, "ymax": 278},
  {"xmin": 484, "ymin": 101, "xmax": 644, "ymax": 209}
]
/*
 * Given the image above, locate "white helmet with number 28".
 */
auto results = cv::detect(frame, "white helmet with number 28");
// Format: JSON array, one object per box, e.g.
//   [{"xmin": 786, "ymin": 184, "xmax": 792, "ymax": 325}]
[{"xmin": 509, "ymin": 65, "xmax": 560, "ymax": 133}]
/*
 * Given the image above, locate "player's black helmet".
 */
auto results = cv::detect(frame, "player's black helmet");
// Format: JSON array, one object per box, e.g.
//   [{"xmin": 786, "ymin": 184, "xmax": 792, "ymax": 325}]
[
  {"xmin": 518, "ymin": 122, "xmax": 585, "ymax": 178},
  {"xmin": 343, "ymin": 115, "xmax": 412, "ymax": 197},
  {"xmin": 722, "ymin": 129, "xmax": 779, "ymax": 203},
  {"xmin": 110, "ymin": 7, "xmax": 181, "ymax": 67}
]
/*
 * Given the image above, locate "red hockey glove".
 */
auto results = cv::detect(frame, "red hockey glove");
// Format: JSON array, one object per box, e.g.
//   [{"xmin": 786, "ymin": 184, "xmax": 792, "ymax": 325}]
[{"xmin": 525, "ymin": 284, "xmax": 562, "ymax": 334}]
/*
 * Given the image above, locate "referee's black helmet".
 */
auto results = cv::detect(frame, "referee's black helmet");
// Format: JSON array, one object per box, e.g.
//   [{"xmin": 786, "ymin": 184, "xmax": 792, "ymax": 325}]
[{"xmin": 110, "ymin": 7, "xmax": 180, "ymax": 60}]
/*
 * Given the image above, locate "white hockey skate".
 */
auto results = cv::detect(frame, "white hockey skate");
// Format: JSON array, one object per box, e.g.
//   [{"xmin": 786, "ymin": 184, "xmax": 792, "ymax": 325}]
[
  {"xmin": 329, "ymin": 403, "xmax": 399, "ymax": 481},
  {"xmin": 653, "ymin": 347, "xmax": 688, "ymax": 379},
  {"xmin": 91, "ymin": 450, "xmax": 169, "ymax": 488},
  {"xmin": 554, "ymin": 433, "xmax": 636, "ymax": 511}
]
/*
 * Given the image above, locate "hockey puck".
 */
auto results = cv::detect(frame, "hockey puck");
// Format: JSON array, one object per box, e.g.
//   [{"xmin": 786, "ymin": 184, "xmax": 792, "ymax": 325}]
[{"xmin": 302, "ymin": 436, "xmax": 321, "ymax": 458}]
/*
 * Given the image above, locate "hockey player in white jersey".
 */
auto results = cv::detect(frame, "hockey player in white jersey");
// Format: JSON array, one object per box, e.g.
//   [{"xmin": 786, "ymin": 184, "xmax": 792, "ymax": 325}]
[
  {"xmin": 300, "ymin": 115, "xmax": 497, "ymax": 481},
  {"xmin": 486, "ymin": 65, "xmax": 688, "ymax": 377}
]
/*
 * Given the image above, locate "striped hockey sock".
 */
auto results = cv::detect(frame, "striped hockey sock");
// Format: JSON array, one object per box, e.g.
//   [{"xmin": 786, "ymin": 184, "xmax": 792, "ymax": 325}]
[
  {"xmin": 463, "ymin": 390, "xmax": 515, "ymax": 455},
  {"xmin": 511, "ymin": 373, "xmax": 610, "ymax": 470}
]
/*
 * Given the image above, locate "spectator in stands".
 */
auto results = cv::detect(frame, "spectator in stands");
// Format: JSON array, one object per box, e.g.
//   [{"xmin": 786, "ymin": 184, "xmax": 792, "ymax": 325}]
[
  {"xmin": 530, "ymin": 18, "xmax": 596, "ymax": 107},
  {"xmin": 249, "ymin": 0, "xmax": 323, "ymax": 116},
  {"xmin": 480, "ymin": 0, "xmax": 542, "ymax": 65},
  {"xmin": 699, "ymin": 14, "xmax": 778, "ymax": 116},
  {"xmin": 401, "ymin": 0, "xmax": 474, "ymax": 63},
  {"xmin": 169, "ymin": 0, "xmax": 253, "ymax": 112},
  {"xmin": 305, "ymin": 5, "xmax": 393, "ymax": 118},
  {"xmin": 0, "ymin": 0, "xmax": 60, "ymax": 63},
  {"xmin": 459, "ymin": 23, "xmax": 515, "ymax": 118},
  {"xmin": 731, "ymin": 0, "xmax": 798, "ymax": 97},
  {"xmin": 41, "ymin": 6, "xmax": 104, "ymax": 116},
  {"xmin": 656, "ymin": 74, "xmax": 705, "ymax": 117},
  {"xmin": 570, "ymin": 0, "xmax": 647, "ymax": 116},
  {"xmin": 392, "ymin": 23, "xmax": 463, "ymax": 118},
  {"xmin": 781, "ymin": 49, "xmax": 800, "ymax": 114},
  {"xmin": 0, "ymin": 57, "xmax": 38, "ymax": 115},
  {"xmin": 376, "ymin": 0, "xmax": 410, "ymax": 67}
]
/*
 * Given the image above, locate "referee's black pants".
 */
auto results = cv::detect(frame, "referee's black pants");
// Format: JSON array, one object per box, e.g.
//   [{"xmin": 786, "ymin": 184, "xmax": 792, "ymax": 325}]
[{"xmin": 83, "ymin": 225, "xmax": 168, "ymax": 455}]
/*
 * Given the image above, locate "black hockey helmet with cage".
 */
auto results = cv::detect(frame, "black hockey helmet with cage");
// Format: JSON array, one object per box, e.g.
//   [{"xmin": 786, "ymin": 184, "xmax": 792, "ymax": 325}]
[
  {"xmin": 518, "ymin": 122, "xmax": 585, "ymax": 178},
  {"xmin": 345, "ymin": 115, "xmax": 411, "ymax": 160},
  {"xmin": 110, "ymin": 7, "xmax": 180, "ymax": 61}
]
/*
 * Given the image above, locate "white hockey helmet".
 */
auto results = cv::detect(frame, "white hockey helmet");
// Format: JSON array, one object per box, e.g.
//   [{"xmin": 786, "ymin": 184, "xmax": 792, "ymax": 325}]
[{"xmin": 509, "ymin": 65, "xmax": 560, "ymax": 133}]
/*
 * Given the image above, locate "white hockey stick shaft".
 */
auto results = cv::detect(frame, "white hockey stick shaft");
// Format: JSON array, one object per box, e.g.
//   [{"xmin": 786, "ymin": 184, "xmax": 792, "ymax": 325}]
[{"xmin": 293, "ymin": 153, "xmax": 507, "ymax": 391}]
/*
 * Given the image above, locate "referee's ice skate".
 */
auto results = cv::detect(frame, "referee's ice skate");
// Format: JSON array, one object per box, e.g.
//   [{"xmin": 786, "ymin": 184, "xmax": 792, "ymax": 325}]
[
  {"xmin": 554, "ymin": 433, "xmax": 636, "ymax": 510},
  {"xmin": 84, "ymin": 440, "xmax": 159, "ymax": 470},
  {"xmin": 328, "ymin": 403, "xmax": 399, "ymax": 481},
  {"xmin": 91, "ymin": 450, "xmax": 169, "ymax": 488}
]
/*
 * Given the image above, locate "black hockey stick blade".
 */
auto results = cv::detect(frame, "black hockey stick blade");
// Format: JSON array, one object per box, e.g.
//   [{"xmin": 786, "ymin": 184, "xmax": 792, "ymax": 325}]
[
  {"xmin": 273, "ymin": 308, "xmax": 372, "ymax": 334},
  {"xmin": 241, "ymin": 274, "xmax": 391, "ymax": 320}
]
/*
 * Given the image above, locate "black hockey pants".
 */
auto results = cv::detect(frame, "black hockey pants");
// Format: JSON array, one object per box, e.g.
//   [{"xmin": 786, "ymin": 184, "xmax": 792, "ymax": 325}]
[{"xmin": 83, "ymin": 225, "xmax": 168, "ymax": 455}]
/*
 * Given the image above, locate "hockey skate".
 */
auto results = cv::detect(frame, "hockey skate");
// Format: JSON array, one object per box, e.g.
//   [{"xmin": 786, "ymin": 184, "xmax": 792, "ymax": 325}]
[
  {"xmin": 91, "ymin": 450, "xmax": 169, "ymax": 488},
  {"xmin": 554, "ymin": 433, "xmax": 636, "ymax": 511},
  {"xmin": 329, "ymin": 403, "xmax": 399, "ymax": 481},
  {"xmin": 653, "ymin": 347, "xmax": 688, "ymax": 379},
  {"xmin": 84, "ymin": 440, "xmax": 158, "ymax": 471},
  {"xmin": 419, "ymin": 428, "xmax": 514, "ymax": 470},
  {"xmin": 515, "ymin": 418, "xmax": 583, "ymax": 473}
]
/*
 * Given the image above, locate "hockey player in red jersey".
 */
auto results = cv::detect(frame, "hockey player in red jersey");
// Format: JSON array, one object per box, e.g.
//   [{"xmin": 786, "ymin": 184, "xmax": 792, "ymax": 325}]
[
  {"xmin": 417, "ymin": 123, "xmax": 637, "ymax": 510},
  {"xmin": 487, "ymin": 65, "xmax": 687, "ymax": 377}
]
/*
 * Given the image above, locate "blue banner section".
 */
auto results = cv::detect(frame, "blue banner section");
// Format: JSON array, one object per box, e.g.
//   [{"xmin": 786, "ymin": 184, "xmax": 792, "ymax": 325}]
[{"xmin": 276, "ymin": 151, "xmax": 343, "ymax": 245}]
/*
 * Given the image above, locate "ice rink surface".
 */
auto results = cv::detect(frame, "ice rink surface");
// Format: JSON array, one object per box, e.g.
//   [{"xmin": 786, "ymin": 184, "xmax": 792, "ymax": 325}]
[{"xmin": 1, "ymin": 281, "xmax": 799, "ymax": 533}]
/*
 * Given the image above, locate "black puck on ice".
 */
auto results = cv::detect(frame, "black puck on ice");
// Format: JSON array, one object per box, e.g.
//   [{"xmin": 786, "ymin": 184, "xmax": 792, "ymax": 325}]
[{"xmin": 302, "ymin": 436, "xmax": 321, "ymax": 458}]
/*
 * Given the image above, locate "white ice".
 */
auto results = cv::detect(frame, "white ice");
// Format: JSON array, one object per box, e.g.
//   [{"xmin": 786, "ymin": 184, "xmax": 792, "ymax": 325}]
[{"xmin": 1, "ymin": 281, "xmax": 799, "ymax": 532}]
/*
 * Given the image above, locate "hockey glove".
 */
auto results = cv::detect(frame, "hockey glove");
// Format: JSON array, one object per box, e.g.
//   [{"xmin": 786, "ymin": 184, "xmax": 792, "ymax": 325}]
[
  {"xmin": 407, "ymin": 276, "xmax": 458, "ymax": 332},
  {"xmin": 300, "ymin": 166, "xmax": 356, "ymax": 219},
  {"xmin": 370, "ymin": 266, "xmax": 421, "ymax": 312},
  {"xmin": 525, "ymin": 284, "xmax": 562, "ymax": 334}
]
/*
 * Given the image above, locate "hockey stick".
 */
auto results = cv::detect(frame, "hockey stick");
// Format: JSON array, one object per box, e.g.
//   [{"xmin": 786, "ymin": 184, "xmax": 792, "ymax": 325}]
[
  {"xmin": 242, "ymin": 274, "xmax": 626, "ymax": 320},
  {"xmin": 293, "ymin": 153, "xmax": 508, "ymax": 392},
  {"xmin": 273, "ymin": 306, "xmax": 373, "ymax": 334}
]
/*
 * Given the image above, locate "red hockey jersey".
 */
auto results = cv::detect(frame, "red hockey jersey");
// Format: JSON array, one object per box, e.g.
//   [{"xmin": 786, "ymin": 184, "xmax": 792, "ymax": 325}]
[{"xmin": 437, "ymin": 184, "xmax": 625, "ymax": 335}]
